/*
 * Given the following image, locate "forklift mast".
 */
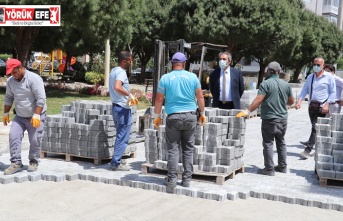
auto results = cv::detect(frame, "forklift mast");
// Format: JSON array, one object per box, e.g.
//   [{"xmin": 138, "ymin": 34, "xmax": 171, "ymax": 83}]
[{"xmin": 152, "ymin": 39, "xmax": 228, "ymax": 105}]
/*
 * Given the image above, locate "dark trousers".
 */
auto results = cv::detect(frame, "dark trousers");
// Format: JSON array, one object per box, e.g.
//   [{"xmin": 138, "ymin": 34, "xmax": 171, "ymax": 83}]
[
  {"xmin": 165, "ymin": 112, "xmax": 197, "ymax": 181},
  {"xmin": 218, "ymin": 101, "xmax": 234, "ymax": 109},
  {"xmin": 261, "ymin": 119, "xmax": 288, "ymax": 171},
  {"xmin": 306, "ymin": 110, "xmax": 326, "ymax": 152}
]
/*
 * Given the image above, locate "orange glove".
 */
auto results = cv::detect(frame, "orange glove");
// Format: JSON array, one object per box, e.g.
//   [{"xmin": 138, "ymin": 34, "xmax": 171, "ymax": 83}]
[
  {"xmin": 2, "ymin": 112, "xmax": 10, "ymax": 126},
  {"xmin": 236, "ymin": 109, "xmax": 250, "ymax": 118},
  {"xmin": 127, "ymin": 93, "xmax": 139, "ymax": 107},
  {"xmin": 153, "ymin": 113, "xmax": 162, "ymax": 129},
  {"xmin": 198, "ymin": 112, "xmax": 206, "ymax": 126},
  {"xmin": 30, "ymin": 114, "xmax": 41, "ymax": 128}
]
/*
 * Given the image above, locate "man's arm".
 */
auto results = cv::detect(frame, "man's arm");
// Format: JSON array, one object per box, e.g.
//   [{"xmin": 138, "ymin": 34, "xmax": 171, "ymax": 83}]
[
  {"xmin": 238, "ymin": 70, "xmax": 244, "ymax": 97},
  {"xmin": 114, "ymin": 80, "xmax": 130, "ymax": 96},
  {"xmin": 195, "ymin": 88, "xmax": 205, "ymax": 112},
  {"xmin": 247, "ymin": 95, "xmax": 265, "ymax": 112},
  {"xmin": 154, "ymin": 92, "xmax": 164, "ymax": 115},
  {"xmin": 288, "ymin": 97, "xmax": 295, "ymax": 106}
]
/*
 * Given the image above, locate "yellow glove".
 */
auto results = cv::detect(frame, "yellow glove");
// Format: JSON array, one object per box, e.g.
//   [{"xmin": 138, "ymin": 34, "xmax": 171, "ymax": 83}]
[
  {"xmin": 30, "ymin": 114, "xmax": 41, "ymax": 128},
  {"xmin": 2, "ymin": 112, "xmax": 10, "ymax": 126},
  {"xmin": 153, "ymin": 113, "xmax": 162, "ymax": 129},
  {"xmin": 236, "ymin": 109, "xmax": 250, "ymax": 118},
  {"xmin": 127, "ymin": 93, "xmax": 139, "ymax": 107},
  {"xmin": 199, "ymin": 115, "xmax": 206, "ymax": 126}
]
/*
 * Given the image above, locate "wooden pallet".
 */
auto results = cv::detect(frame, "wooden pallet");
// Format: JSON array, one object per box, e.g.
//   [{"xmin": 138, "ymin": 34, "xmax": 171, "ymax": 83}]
[
  {"xmin": 141, "ymin": 163, "xmax": 244, "ymax": 185},
  {"xmin": 319, "ymin": 177, "xmax": 343, "ymax": 188},
  {"xmin": 40, "ymin": 151, "xmax": 136, "ymax": 166}
]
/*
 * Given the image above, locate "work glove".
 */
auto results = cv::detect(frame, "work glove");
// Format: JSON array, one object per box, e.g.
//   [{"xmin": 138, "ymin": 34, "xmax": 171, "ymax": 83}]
[
  {"xmin": 2, "ymin": 112, "xmax": 10, "ymax": 126},
  {"xmin": 236, "ymin": 109, "xmax": 250, "ymax": 118},
  {"xmin": 153, "ymin": 113, "xmax": 162, "ymax": 129},
  {"xmin": 30, "ymin": 113, "xmax": 41, "ymax": 128},
  {"xmin": 127, "ymin": 93, "xmax": 139, "ymax": 107},
  {"xmin": 198, "ymin": 112, "xmax": 206, "ymax": 126}
]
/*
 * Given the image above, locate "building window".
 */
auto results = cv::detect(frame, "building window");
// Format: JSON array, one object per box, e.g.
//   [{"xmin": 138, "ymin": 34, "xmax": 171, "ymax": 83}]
[{"xmin": 323, "ymin": 0, "xmax": 340, "ymax": 6}]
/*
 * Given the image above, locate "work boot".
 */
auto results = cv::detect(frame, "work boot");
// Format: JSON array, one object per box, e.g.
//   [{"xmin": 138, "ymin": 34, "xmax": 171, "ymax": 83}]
[
  {"xmin": 300, "ymin": 150, "xmax": 311, "ymax": 159},
  {"xmin": 109, "ymin": 163, "xmax": 131, "ymax": 171},
  {"xmin": 181, "ymin": 179, "xmax": 191, "ymax": 187},
  {"xmin": 274, "ymin": 165, "xmax": 287, "ymax": 173},
  {"xmin": 164, "ymin": 177, "xmax": 177, "ymax": 193},
  {"xmin": 27, "ymin": 161, "xmax": 39, "ymax": 172},
  {"xmin": 4, "ymin": 163, "xmax": 23, "ymax": 175},
  {"xmin": 257, "ymin": 168, "xmax": 275, "ymax": 176}
]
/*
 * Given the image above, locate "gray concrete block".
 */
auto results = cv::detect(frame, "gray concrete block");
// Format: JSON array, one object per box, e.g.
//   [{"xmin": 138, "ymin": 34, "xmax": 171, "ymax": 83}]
[
  {"xmin": 317, "ymin": 117, "xmax": 332, "ymax": 125},
  {"xmin": 316, "ymin": 136, "xmax": 332, "ymax": 143},
  {"xmin": 317, "ymin": 154, "xmax": 333, "ymax": 163},
  {"xmin": 334, "ymin": 163, "xmax": 343, "ymax": 172},
  {"xmin": 14, "ymin": 174, "xmax": 29, "ymax": 183},
  {"xmin": 227, "ymin": 191, "xmax": 238, "ymax": 201},
  {"xmin": 333, "ymin": 150, "xmax": 343, "ymax": 157},
  {"xmin": 66, "ymin": 173, "xmax": 79, "ymax": 181},
  {"xmin": 238, "ymin": 191, "xmax": 250, "ymax": 199},
  {"xmin": 335, "ymin": 171, "xmax": 343, "ymax": 179},
  {"xmin": 317, "ymin": 169, "xmax": 336, "ymax": 179},
  {"xmin": 0, "ymin": 176, "xmax": 15, "ymax": 184},
  {"xmin": 334, "ymin": 156, "xmax": 343, "ymax": 164},
  {"xmin": 316, "ymin": 162, "xmax": 334, "ymax": 170},
  {"xmin": 28, "ymin": 173, "xmax": 42, "ymax": 182},
  {"xmin": 332, "ymin": 143, "xmax": 343, "ymax": 150}
]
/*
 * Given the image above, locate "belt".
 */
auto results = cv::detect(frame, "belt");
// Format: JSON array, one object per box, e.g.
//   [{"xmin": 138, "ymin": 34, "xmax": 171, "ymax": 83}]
[
  {"xmin": 168, "ymin": 111, "xmax": 196, "ymax": 116},
  {"xmin": 219, "ymin": 101, "xmax": 233, "ymax": 103},
  {"xmin": 112, "ymin": 103, "xmax": 122, "ymax": 107}
]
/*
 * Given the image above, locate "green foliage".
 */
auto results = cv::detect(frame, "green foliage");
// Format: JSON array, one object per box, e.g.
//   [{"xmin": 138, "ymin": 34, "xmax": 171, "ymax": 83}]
[
  {"xmin": 337, "ymin": 57, "xmax": 343, "ymax": 70},
  {"xmin": 85, "ymin": 71, "xmax": 104, "ymax": 85}
]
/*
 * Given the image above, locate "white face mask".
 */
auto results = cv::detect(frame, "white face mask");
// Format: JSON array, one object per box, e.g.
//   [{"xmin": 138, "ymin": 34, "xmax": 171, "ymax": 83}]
[
  {"xmin": 313, "ymin": 65, "xmax": 322, "ymax": 73},
  {"xmin": 219, "ymin": 60, "xmax": 227, "ymax": 69}
]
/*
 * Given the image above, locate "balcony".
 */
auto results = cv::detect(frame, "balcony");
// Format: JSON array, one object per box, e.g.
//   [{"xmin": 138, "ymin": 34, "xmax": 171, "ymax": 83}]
[{"xmin": 322, "ymin": 5, "xmax": 339, "ymax": 15}]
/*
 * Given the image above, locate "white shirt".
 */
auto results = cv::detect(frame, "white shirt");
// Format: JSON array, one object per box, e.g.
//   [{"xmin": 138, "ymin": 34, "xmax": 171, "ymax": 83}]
[
  {"xmin": 219, "ymin": 67, "xmax": 232, "ymax": 101},
  {"xmin": 334, "ymin": 74, "xmax": 343, "ymax": 100}
]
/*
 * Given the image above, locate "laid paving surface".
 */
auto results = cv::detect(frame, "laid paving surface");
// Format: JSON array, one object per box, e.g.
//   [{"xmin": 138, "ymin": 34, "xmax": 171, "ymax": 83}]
[{"xmin": 0, "ymin": 100, "xmax": 342, "ymax": 211}]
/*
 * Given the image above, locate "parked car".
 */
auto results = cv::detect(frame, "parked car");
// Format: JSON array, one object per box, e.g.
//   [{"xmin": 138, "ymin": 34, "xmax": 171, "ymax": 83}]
[
  {"xmin": 131, "ymin": 68, "xmax": 141, "ymax": 78},
  {"xmin": 0, "ymin": 59, "xmax": 6, "ymax": 76}
]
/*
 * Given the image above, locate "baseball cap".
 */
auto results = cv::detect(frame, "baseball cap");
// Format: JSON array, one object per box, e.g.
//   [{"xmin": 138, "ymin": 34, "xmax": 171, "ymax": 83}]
[
  {"xmin": 171, "ymin": 52, "xmax": 187, "ymax": 63},
  {"xmin": 6, "ymin": 58, "xmax": 22, "ymax": 75},
  {"xmin": 267, "ymin": 61, "xmax": 281, "ymax": 72}
]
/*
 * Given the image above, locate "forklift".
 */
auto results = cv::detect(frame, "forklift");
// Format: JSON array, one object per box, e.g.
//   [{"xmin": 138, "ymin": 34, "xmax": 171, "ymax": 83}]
[{"xmin": 152, "ymin": 39, "xmax": 229, "ymax": 106}]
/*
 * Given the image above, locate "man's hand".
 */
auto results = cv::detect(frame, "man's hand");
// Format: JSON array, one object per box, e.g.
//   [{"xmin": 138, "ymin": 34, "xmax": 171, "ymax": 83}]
[
  {"xmin": 127, "ymin": 93, "xmax": 139, "ymax": 107},
  {"xmin": 2, "ymin": 112, "xmax": 10, "ymax": 126},
  {"xmin": 321, "ymin": 103, "xmax": 329, "ymax": 114},
  {"xmin": 236, "ymin": 109, "xmax": 250, "ymax": 118},
  {"xmin": 154, "ymin": 117, "xmax": 162, "ymax": 129},
  {"xmin": 295, "ymin": 100, "xmax": 301, "ymax": 109},
  {"xmin": 30, "ymin": 114, "xmax": 41, "ymax": 128},
  {"xmin": 198, "ymin": 112, "xmax": 206, "ymax": 126}
]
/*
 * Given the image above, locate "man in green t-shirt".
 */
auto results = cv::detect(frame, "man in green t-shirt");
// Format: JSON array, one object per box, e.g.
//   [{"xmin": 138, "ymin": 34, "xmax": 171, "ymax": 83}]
[{"xmin": 236, "ymin": 61, "xmax": 294, "ymax": 176}]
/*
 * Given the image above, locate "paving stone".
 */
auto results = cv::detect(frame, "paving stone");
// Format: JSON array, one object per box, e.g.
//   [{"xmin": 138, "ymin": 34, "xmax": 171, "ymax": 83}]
[
  {"xmin": 28, "ymin": 173, "xmax": 42, "ymax": 182},
  {"xmin": 14, "ymin": 174, "xmax": 29, "ymax": 183},
  {"xmin": 0, "ymin": 176, "xmax": 14, "ymax": 184}
]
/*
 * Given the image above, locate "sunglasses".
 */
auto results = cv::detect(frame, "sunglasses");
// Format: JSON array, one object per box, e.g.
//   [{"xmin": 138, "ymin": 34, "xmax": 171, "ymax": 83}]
[{"xmin": 313, "ymin": 64, "xmax": 321, "ymax": 67}]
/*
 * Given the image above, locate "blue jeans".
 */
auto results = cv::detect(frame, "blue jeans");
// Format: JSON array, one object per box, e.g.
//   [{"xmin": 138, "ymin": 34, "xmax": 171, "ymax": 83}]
[
  {"xmin": 9, "ymin": 113, "xmax": 46, "ymax": 164},
  {"xmin": 111, "ymin": 104, "xmax": 132, "ymax": 167}
]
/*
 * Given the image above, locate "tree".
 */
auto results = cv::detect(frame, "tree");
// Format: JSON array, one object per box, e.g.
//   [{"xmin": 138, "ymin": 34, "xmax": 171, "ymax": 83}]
[{"xmin": 130, "ymin": 0, "xmax": 170, "ymax": 83}]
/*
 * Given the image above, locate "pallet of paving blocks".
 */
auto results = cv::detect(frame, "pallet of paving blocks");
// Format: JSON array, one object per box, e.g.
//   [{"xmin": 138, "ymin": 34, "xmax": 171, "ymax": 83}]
[
  {"xmin": 142, "ymin": 107, "xmax": 245, "ymax": 185},
  {"xmin": 40, "ymin": 100, "xmax": 138, "ymax": 165},
  {"xmin": 315, "ymin": 115, "xmax": 343, "ymax": 187}
]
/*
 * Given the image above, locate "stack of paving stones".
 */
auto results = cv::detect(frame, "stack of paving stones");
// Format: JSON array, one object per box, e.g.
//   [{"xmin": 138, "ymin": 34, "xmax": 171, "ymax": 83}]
[
  {"xmin": 41, "ymin": 100, "xmax": 137, "ymax": 159},
  {"xmin": 144, "ymin": 107, "xmax": 245, "ymax": 175},
  {"xmin": 315, "ymin": 115, "xmax": 343, "ymax": 180},
  {"xmin": 239, "ymin": 90, "xmax": 258, "ymax": 117}
]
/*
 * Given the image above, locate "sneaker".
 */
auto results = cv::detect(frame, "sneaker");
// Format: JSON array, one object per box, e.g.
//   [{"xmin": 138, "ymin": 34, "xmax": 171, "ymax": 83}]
[
  {"xmin": 274, "ymin": 165, "xmax": 287, "ymax": 173},
  {"xmin": 181, "ymin": 179, "xmax": 191, "ymax": 187},
  {"xmin": 109, "ymin": 163, "xmax": 131, "ymax": 171},
  {"xmin": 300, "ymin": 141, "xmax": 309, "ymax": 146},
  {"xmin": 164, "ymin": 177, "xmax": 177, "ymax": 193},
  {"xmin": 4, "ymin": 163, "xmax": 23, "ymax": 175},
  {"xmin": 257, "ymin": 168, "xmax": 275, "ymax": 176},
  {"xmin": 27, "ymin": 162, "xmax": 38, "ymax": 172},
  {"xmin": 300, "ymin": 150, "xmax": 311, "ymax": 159}
]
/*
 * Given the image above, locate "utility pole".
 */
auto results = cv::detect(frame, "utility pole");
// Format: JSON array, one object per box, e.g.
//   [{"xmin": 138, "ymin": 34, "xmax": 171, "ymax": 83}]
[
  {"xmin": 104, "ymin": 38, "xmax": 110, "ymax": 88},
  {"xmin": 338, "ymin": 0, "xmax": 343, "ymax": 30}
]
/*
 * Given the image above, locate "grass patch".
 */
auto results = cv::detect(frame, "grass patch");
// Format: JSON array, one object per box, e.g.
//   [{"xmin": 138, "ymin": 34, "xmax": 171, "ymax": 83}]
[{"xmin": 0, "ymin": 87, "xmax": 151, "ymax": 117}]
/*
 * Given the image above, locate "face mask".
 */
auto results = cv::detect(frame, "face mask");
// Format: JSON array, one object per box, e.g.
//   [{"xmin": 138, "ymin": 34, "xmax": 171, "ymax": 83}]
[
  {"xmin": 219, "ymin": 60, "xmax": 227, "ymax": 69},
  {"xmin": 313, "ymin": 65, "xmax": 321, "ymax": 73}
]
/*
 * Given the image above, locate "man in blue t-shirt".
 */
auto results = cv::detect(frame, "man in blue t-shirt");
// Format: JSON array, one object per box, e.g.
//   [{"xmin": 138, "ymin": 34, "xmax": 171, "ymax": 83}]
[
  {"xmin": 154, "ymin": 52, "xmax": 206, "ymax": 193},
  {"xmin": 109, "ymin": 51, "xmax": 138, "ymax": 171}
]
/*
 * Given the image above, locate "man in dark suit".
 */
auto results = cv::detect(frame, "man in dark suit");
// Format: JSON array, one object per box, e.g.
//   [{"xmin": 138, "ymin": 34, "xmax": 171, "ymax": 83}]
[{"xmin": 210, "ymin": 51, "xmax": 244, "ymax": 109}]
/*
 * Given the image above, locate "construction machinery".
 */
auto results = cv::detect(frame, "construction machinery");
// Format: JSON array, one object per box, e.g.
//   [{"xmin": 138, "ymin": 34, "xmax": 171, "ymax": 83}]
[{"xmin": 152, "ymin": 39, "xmax": 229, "ymax": 106}]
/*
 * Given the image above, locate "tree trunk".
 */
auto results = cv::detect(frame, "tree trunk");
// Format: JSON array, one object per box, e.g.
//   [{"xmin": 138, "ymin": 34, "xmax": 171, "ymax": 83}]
[
  {"xmin": 16, "ymin": 27, "xmax": 39, "ymax": 67},
  {"xmin": 257, "ymin": 59, "xmax": 267, "ymax": 88},
  {"xmin": 138, "ymin": 47, "xmax": 153, "ymax": 84},
  {"xmin": 290, "ymin": 66, "xmax": 302, "ymax": 83}
]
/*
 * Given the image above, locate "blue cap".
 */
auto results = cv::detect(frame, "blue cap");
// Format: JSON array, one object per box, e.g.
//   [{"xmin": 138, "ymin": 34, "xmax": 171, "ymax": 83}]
[{"xmin": 171, "ymin": 52, "xmax": 187, "ymax": 63}]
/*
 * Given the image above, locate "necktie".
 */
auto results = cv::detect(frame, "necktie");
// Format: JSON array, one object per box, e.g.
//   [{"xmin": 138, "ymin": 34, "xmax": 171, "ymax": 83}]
[{"xmin": 222, "ymin": 71, "xmax": 226, "ymax": 104}]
